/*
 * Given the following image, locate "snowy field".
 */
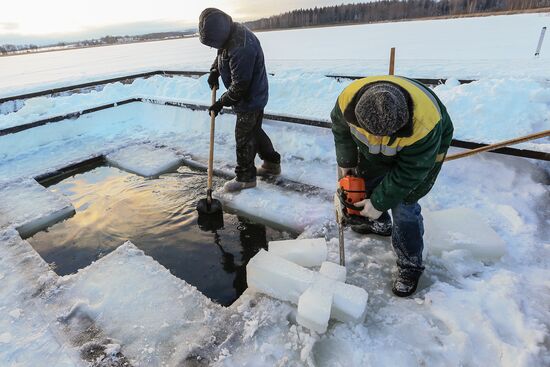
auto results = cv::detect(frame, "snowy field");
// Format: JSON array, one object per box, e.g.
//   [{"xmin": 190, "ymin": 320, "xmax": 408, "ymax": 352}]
[
  {"xmin": 1, "ymin": 12, "xmax": 549, "ymax": 367},
  {"xmin": 0, "ymin": 12, "xmax": 549, "ymax": 97}
]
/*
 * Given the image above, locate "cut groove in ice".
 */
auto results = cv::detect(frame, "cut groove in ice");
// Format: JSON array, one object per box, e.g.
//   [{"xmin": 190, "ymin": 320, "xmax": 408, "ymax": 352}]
[
  {"xmin": 268, "ymin": 238, "xmax": 327, "ymax": 267},
  {"xmin": 106, "ymin": 144, "xmax": 183, "ymax": 178},
  {"xmin": 423, "ymin": 207, "xmax": 507, "ymax": 261},
  {"xmin": 0, "ymin": 180, "xmax": 75, "ymax": 238}
]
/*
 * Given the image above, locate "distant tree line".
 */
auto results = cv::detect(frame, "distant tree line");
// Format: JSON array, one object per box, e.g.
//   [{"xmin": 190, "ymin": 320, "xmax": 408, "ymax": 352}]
[
  {"xmin": 0, "ymin": 31, "xmax": 196, "ymax": 56},
  {"xmin": 245, "ymin": 0, "xmax": 550, "ymax": 30}
]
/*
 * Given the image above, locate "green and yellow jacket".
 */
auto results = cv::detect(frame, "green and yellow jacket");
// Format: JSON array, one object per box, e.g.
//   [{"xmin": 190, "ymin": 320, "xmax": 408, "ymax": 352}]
[{"xmin": 331, "ymin": 75, "xmax": 454, "ymax": 211}]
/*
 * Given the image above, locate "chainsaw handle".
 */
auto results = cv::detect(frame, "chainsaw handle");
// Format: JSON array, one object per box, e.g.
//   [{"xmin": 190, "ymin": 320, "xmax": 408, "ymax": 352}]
[{"xmin": 337, "ymin": 188, "xmax": 365, "ymax": 212}]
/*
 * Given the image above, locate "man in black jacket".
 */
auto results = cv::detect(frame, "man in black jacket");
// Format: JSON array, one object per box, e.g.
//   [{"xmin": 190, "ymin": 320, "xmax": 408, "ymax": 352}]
[{"xmin": 199, "ymin": 8, "xmax": 281, "ymax": 192}]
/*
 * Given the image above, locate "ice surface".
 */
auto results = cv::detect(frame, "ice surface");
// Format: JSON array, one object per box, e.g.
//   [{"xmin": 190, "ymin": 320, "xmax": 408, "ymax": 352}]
[
  {"xmin": 268, "ymin": 238, "xmax": 327, "ymax": 267},
  {"xmin": 51, "ymin": 241, "xmax": 227, "ymax": 366},
  {"xmin": 246, "ymin": 249, "xmax": 368, "ymax": 325},
  {"xmin": 423, "ymin": 207, "xmax": 507, "ymax": 261},
  {"xmin": 0, "ymin": 229, "xmax": 83, "ymax": 367},
  {"xmin": 320, "ymin": 261, "xmax": 347, "ymax": 282},
  {"xmin": 0, "ymin": 179, "xmax": 75, "ymax": 238},
  {"xmin": 296, "ymin": 279, "xmax": 333, "ymax": 334},
  {"xmin": 218, "ymin": 181, "xmax": 333, "ymax": 233},
  {"xmin": 106, "ymin": 144, "xmax": 183, "ymax": 177}
]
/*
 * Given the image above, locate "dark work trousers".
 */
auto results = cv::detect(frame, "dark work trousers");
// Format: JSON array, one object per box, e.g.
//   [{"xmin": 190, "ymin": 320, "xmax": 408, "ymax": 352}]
[
  {"xmin": 235, "ymin": 110, "xmax": 280, "ymax": 182},
  {"xmin": 364, "ymin": 176, "xmax": 425, "ymax": 272}
]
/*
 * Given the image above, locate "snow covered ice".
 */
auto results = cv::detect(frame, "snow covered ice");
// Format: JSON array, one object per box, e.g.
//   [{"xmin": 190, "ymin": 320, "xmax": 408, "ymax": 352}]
[
  {"xmin": 0, "ymin": 11, "xmax": 549, "ymax": 367},
  {"xmin": 0, "ymin": 179, "xmax": 75, "ymax": 238},
  {"xmin": 423, "ymin": 207, "xmax": 507, "ymax": 261},
  {"xmin": 106, "ymin": 143, "xmax": 183, "ymax": 177}
]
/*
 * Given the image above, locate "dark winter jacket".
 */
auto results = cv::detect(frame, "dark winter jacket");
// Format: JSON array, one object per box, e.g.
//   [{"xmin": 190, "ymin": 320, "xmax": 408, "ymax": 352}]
[
  {"xmin": 199, "ymin": 8, "xmax": 269, "ymax": 113},
  {"xmin": 331, "ymin": 76, "xmax": 454, "ymax": 211}
]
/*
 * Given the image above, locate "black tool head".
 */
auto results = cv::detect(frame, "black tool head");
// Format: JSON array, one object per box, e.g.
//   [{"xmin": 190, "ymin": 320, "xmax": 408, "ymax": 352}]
[{"xmin": 197, "ymin": 198, "xmax": 224, "ymax": 231}]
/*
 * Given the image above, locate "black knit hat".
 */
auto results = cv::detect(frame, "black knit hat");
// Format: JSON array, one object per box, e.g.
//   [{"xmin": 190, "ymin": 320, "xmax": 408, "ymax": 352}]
[{"xmin": 355, "ymin": 83, "xmax": 410, "ymax": 136}]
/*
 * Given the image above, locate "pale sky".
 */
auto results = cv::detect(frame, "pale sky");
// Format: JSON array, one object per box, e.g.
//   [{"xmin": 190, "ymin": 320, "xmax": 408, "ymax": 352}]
[{"xmin": 0, "ymin": 0, "xmax": 365, "ymax": 44}]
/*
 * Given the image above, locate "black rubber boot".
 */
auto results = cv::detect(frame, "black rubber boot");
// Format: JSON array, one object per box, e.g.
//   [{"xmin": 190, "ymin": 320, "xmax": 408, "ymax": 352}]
[
  {"xmin": 392, "ymin": 268, "xmax": 422, "ymax": 297},
  {"xmin": 350, "ymin": 211, "xmax": 392, "ymax": 236}
]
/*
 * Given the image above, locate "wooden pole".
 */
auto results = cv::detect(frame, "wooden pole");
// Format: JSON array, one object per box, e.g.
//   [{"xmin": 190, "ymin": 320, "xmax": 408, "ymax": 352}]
[
  {"xmin": 445, "ymin": 130, "xmax": 550, "ymax": 162},
  {"xmin": 389, "ymin": 47, "xmax": 396, "ymax": 75}
]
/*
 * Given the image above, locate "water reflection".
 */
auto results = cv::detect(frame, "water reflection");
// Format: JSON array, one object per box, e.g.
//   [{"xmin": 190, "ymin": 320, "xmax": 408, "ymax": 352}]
[{"xmin": 28, "ymin": 166, "xmax": 287, "ymax": 306}]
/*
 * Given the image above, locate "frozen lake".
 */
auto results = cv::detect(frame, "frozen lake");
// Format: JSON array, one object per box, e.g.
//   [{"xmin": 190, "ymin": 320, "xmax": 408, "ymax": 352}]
[{"xmin": 1, "ymin": 12, "xmax": 549, "ymax": 97}]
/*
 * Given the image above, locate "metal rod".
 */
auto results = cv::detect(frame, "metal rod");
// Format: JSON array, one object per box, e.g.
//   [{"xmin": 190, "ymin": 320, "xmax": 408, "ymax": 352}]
[{"xmin": 535, "ymin": 27, "xmax": 547, "ymax": 57}]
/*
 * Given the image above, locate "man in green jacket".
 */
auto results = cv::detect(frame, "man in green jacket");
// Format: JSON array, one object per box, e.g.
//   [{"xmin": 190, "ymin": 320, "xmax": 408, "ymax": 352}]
[{"xmin": 331, "ymin": 75, "xmax": 454, "ymax": 297}]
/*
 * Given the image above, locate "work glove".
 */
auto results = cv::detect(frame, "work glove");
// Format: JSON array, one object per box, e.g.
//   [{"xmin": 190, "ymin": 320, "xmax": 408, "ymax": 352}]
[
  {"xmin": 337, "ymin": 166, "xmax": 357, "ymax": 180},
  {"xmin": 207, "ymin": 69, "xmax": 220, "ymax": 90},
  {"xmin": 355, "ymin": 199, "xmax": 383, "ymax": 220},
  {"xmin": 208, "ymin": 100, "xmax": 224, "ymax": 117}
]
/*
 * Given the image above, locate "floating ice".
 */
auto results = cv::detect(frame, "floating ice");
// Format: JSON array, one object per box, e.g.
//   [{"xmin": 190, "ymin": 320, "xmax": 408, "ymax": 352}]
[
  {"xmin": 320, "ymin": 261, "xmax": 347, "ymax": 282},
  {"xmin": 218, "ymin": 182, "xmax": 333, "ymax": 233},
  {"xmin": 268, "ymin": 238, "xmax": 327, "ymax": 267},
  {"xmin": 0, "ymin": 180, "xmax": 75, "ymax": 238},
  {"xmin": 106, "ymin": 144, "xmax": 183, "ymax": 177},
  {"xmin": 424, "ymin": 207, "xmax": 506, "ymax": 261},
  {"xmin": 53, "ymin": 241, "xmax": 227, "ymax": 366},
  {"xmin": 246, "ymin": 249, "xmax": 368, "ymax": 329}
]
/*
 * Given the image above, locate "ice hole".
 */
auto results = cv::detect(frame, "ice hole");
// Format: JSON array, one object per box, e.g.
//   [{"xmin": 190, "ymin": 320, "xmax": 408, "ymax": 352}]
[{"xmin": 27, "ymin": 164, "xmax": 289, "ymax": 306}]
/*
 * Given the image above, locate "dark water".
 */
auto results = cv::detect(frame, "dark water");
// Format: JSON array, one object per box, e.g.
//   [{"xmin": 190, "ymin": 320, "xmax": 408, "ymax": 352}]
[{"xmin": 28, "ymin": 165, "xmax": 288, "ymax": 306}]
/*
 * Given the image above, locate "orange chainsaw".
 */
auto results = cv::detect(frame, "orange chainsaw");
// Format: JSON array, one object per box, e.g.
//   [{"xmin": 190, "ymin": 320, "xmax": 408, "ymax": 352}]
[{"xmin": 334, "ymin": 175, "xmax": 368, "ymax": 266}]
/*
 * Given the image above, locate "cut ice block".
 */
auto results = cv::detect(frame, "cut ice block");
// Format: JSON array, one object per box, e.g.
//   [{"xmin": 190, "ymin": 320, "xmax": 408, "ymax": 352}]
[
  {"xmin": 297, "ymin": 280, "xmax": 333, "ymax": 333},
  {"xmin": 246, "ymin": 250, "xmax": 368, "ymax": 324},
  {"xmin": 423, "ymin": 208, "xmax": 506, "ymax": 261},
  {"xmin": 0, "ymin": 180, "xmax": 75, "ymax": 238},
  {"xmin": 106, "ymin": 144, "xmax": 182, "ymax": 177},
  {"xmin": 53, "ymin": 241, "xmax": 225, "ymax": 366},
  {"xmin": 268, "ymin": 238, "xmax": 327, "ymax": 267},
  {"xmin": 218, "ymin": 182, "xmax": 333, "ymax": 233},
  {"xmin": 320, "ymin": 261, "xmax": 347, "ymax": 282}
]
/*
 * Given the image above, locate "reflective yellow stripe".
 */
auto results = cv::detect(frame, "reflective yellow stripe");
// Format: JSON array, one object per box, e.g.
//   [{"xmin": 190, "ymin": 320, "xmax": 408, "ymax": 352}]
[{"xmin": 349, "ymin": 124, "xmax": 402, "ymax": 156}]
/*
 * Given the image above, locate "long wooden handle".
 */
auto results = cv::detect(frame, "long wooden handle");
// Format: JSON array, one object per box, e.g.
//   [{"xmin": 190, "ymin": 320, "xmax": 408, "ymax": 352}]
[
  {"xmin": 445, "ymin": 130, "xmax": 550, "ymax": 162},
  {"xmin": 207, "ymin": 88, "xmax": 217, "ymax": 194}
]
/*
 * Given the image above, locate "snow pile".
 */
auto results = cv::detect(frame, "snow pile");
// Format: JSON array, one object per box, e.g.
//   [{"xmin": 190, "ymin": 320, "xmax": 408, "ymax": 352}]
[
  {"xmin": 106, "ymin": 143, "xmax": 183, "ymax": 177},
  {"xmin": 0, "ymin": 179, "xmax": 75, "ymax": 238}
]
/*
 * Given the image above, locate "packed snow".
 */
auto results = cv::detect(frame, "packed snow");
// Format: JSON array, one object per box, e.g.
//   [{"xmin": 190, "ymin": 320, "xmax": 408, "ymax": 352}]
[{"xmin": 0, "ymin": 12, "xmax": 549, "ymax": 367}]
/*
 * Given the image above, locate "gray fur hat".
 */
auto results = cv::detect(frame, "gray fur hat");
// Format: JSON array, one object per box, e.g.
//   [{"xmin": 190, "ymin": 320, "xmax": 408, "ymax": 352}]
[{"xmin": 355, "ymin": 82, "xmax": 410, "ymax": 136}]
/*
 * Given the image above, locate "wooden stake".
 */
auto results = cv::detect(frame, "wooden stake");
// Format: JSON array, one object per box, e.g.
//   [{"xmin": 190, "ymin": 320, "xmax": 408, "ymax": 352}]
[
  {"xmin": 389, "ymin": 47, "xmax": 396, "ymax": 75},
  {"xmin": 445, "ymin": 130, "xmax": 550, "ymax": 162}
]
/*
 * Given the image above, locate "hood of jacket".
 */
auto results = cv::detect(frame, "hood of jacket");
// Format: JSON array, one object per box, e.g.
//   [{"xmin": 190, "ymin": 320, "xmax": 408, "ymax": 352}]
[{"xmin": 199, "ymin": 8, "xmax": 233, "ymax": 49}]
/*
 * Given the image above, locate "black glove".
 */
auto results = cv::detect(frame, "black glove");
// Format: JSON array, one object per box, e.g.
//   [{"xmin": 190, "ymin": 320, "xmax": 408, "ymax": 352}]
[
  {"xmin": 207, "ymin": 69, "xmax": 220, "ymax": 90},
  {"xmin": 208, "ymin": 100, "xmax": 224, "ymax": 117}
]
